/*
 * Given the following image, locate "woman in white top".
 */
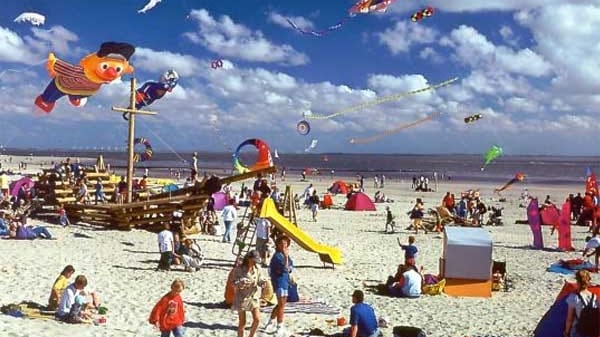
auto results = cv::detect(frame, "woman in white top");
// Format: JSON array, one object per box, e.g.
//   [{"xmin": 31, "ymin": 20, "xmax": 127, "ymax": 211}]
[
  {"xmin": 221, "ymin": 199, "xmax": 237, "ymax": 243},
  {"xmin": 565, "ymin": 270, "xmax": 599, "ymax": 337}
]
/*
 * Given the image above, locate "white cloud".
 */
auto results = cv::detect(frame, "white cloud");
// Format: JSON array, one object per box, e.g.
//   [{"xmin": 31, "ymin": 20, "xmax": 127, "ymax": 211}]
[
  {"xmin": 516, "ymin": 4, "xmax": 600, "ymax": 93},
  {"xmin": 499, "ymin": 25, "xmax": 519, "ymax": 47},
  {"xmin": 184, "ymin": 9, "xmax": 308, "ymax": 66},
  {"xmin": 377, "ymin": 21, "xmax": 437, "ymax": 54},
  {"xmin": 0, "ymin": 25, "xmax": 80, "ymax": 65},
  {"xmin": 441, "ymin": 25, "xmax": 552, "ymax": 77},
  {"xmin": 503, "ymin": 97, "xmax": 541, "ymax": 114},
  {"xmin": 133, "ymin": 47, "xmax": 205, "ymax": 77},
  {"xmin": 268, "ymin": 12, "xmax": 314, "ymax": 31},
  {"xmin": 419, "ymin": 47, "xmax": 443, "ymax": 63}
]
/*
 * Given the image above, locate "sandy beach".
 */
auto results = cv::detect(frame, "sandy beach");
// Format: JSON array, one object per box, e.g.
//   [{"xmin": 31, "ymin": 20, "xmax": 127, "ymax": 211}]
[{"xmin": 1, "ymin": 159, "xmax": 599, "ymax": 337}]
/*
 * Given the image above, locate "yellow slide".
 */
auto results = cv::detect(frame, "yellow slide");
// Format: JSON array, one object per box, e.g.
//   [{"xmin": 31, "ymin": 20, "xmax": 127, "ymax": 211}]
[{"xmin": 260, "ymin": 198, "xmax": 343, "ymax": 265}]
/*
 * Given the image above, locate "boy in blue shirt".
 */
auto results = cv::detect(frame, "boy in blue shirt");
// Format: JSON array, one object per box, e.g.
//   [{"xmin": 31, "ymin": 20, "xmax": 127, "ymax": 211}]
[
  {"xmin": 398, "ymin": 236, "xmax": 418, "ymax": 267},
  {"xmin": 345, "ymin": 290, "xmax": 380, "ymax": 337}
]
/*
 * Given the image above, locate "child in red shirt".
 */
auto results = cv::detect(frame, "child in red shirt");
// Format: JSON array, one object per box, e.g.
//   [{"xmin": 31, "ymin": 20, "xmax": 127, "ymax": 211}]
[{"xmin": 149, "ymin": 279, "xmax": 186, "ymax": 337}]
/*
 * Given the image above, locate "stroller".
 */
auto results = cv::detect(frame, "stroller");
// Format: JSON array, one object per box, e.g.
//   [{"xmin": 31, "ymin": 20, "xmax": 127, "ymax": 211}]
[{"xmin": 486, "ymin": 206, "xmax": 503, "ymax": 226}]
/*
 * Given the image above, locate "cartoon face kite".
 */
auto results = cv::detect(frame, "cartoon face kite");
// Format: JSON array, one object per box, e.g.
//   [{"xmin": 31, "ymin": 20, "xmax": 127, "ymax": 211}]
[{"xmin": 35, "ymin": 42, "xmax": 135, "ymax": 113}]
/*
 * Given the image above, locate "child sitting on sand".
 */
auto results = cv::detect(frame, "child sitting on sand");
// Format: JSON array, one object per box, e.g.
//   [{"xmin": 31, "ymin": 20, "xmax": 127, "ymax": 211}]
[{"xmin": 65, "ymin": 291, "xmax": 94, "ymax": 324}]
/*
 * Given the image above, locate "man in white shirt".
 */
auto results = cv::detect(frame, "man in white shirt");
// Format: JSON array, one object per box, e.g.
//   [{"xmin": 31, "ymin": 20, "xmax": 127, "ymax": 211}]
[
  {"xmin": 255, "ymin": 217, "xmax": 271, "ymax": 267},
  {"xmin": 157, "ymin": 223, "xmax": 174, "ymax": 271},
  {"xmin": 583, "ymin": 235, "xmax": 600, "ymax": 270},
  {"xmin": 221, "ymin": 199, "xmax": 237, "ymax": 243},
  {"xmin": 401, "ymin": 267, "xmax": 422, "ymax": 298}
]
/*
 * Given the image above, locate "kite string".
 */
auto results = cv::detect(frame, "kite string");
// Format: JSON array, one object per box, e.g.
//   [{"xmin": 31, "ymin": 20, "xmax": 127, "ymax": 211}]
[
  {"xmin": 349, "ymin": 112, "xmax": 440, "ymax": 144},
  {"xmin": 306, "ymin": 77, "xmax": 459, "ymax": 120},
  {"xmin": 137, "ymin": 118, "xmax": 188, "ymax": 164}
]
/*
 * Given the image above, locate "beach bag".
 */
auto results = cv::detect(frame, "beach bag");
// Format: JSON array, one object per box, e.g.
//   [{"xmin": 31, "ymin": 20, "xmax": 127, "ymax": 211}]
[
  {"xmin": 288, "ymin": 283, "xmax": 300, "ymax": 302},
  {"xmin": 393, "ymin": 326, "xmax": 427, "ymax": 337},
  {"xmin": 422, "ymin": 279, "xmax": 446, "ymax": 296},
  {"xmin": 576, "ymin": 293, "xmax": 600, "ymax": 336}
]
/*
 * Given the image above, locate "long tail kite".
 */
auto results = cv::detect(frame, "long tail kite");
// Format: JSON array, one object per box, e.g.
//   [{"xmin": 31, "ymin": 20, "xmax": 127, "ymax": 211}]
[
  {"xmin": 287, "ymin": 0, "xmax": 396, "ymax": 37},
  {"xmin": 350, "ymin": 112, "xmax": 440, "ymax": 144},
  {"xmin": 306, "ymin": 77, "xmax": 458, "ymax": 120},
  {"xmin": 494, "ymin": 172, "xmax": 525, "ymax": 193}
]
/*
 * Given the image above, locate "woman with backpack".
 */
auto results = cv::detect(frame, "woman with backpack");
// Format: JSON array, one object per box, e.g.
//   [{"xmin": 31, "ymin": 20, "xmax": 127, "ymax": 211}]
[{"xmin": 564, "ymin": 270, "xmax": 599, "ymax": 337}]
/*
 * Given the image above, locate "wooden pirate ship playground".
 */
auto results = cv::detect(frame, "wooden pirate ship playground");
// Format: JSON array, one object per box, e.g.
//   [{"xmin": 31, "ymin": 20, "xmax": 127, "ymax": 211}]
[{"xmin": 35, "ymin": 77, "xmax": 276, "ymax": 233}]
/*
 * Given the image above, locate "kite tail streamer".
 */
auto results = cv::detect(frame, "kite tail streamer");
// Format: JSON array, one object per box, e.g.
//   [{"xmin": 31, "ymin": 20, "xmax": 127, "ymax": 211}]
[
  {"xmin": 349, "ymin": 112, "xmax": 440, "ymax": 144},
  {"xmin": 307, "ymin": 77, "xmax": 459, "ymax": 120},
  {"xmin": 494, "ymin": 178, "xmax": 518, "ymax": 193},
  {"xmin": 287, "ymin": 17, "xmax": 351, "ymax": 37}
]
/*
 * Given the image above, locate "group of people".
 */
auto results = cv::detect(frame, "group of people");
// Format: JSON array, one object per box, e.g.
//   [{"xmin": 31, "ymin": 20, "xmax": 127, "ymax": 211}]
[
  {"xmin": 441, "ymin": 191, "xmax": 491, "ymax": 226},
  {"xmin": 47, "ymin": 265, "xmax": 101, "ymax": 324}
]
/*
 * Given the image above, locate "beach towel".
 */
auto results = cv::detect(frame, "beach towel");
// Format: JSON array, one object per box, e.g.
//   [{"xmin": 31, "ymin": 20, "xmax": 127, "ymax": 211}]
[
  {"xmin": 547, "ymin": 259, "xmax": 596, "ymax": 274},
  {"xmin": 1, "ymin": 302, "xmax": 56, "ymax": 321},
  {"xmin": 260, "ymin": 299, "xmax": 339, "ymax": 316}
]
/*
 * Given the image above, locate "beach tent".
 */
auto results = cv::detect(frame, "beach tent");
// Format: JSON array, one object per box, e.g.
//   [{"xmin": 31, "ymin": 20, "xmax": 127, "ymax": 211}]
[
  {"xmin": 345, "ymin": 192, "xmax": 376, "ymax": 211},
  {"xmin": 441, "ymin": 227, "xmax": 493, "ymax": 297},
  {"xmin": 534, "ymin": 281, "xmax": 600, "ymax": 337},
  {"xmin": 212, "ymin": 191, "xmax": 227, "ymax": 211},
  {"xmin": 329, "ymin": 180, "xmax": 349, "ymax": 195},
  {"xmin": 9, "ymin": 176, "xmax": 34, "ymax": 197}
]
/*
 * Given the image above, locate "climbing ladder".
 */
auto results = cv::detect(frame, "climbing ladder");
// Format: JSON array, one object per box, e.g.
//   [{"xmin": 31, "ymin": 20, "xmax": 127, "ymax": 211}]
[{"xmin": 232, "ymin": 206, "xmax": 257, "ymax": 261}]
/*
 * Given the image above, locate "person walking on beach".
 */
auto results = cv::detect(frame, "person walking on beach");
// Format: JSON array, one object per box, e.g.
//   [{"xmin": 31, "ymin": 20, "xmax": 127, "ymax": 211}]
[
  {"xmin": 233, "ymin": 250, "xmax": 268, "ymax": 337},
  {"xmin": 583, "ymin": 235, "xmax": 600, "ymax": 271},
  {"xmin": 265, "ymin": 236, "xmax": 294, "ymax": 334},
  {"xmin": 309, "ymin": 190, "xmax": 320, "ymax": 222},
  {"xmin": 564, "ymin": 270, "xmax": 599, "ymax": 337},
  {"xmin": 255, "ymin": 217, "xmax": 271, "ymax": 267},
  {"xmin": 149, "ymin": 279, "xmax": 186, "ymax": 337},
  {"xmin": 409, "ymin": 198, "xmax": 425, "ymax": 234},
  {"xmin": 222, "ymin": 199, "xmax": 237, "ymax": 243},
  {"xmin": 345, "ymin": 290, "xmax": 380, "ymax": 337},
  {"xmin": 385, "ymin": 206, "xmax": 395, "ymax": 233}
]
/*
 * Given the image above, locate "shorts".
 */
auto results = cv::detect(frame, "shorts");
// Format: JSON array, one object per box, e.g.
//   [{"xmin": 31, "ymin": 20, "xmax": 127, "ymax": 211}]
[{"xmin": 275, "ymin": 288, "xmax": 288, "ymax": 298}]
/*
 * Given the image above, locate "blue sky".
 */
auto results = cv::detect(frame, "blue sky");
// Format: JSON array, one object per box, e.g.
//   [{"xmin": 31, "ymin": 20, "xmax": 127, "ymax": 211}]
[{"xmin": 0, "ymin": 0, "xmax": 599, "ymax": 155}]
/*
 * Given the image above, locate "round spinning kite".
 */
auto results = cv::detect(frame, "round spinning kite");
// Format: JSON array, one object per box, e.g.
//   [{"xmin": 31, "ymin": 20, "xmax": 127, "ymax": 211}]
[
  {"xmin": 296, "ymin": 120, "xmax": 311, "ymax": 135},
  {"xmin": 232, "ymin": 138, "xmax": 273, "ymax": 174},
  {"xmin": 133, "ymin": 137, "xmax": 153, "ymax": 162}
]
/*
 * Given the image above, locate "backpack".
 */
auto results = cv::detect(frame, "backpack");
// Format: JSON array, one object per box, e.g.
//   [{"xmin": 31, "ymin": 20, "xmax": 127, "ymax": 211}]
[{"xmin": 576, "ymin": 293, "xmax": 600, "ymax": 336}]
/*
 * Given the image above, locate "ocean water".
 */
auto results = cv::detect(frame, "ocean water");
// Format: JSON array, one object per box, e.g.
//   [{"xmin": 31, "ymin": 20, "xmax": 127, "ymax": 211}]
[{"xmin": 4, "ymin": 149, "xmax": 598, "ymax": 185}]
